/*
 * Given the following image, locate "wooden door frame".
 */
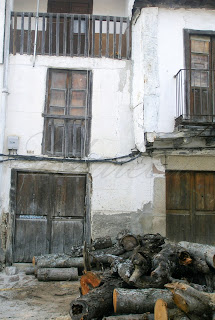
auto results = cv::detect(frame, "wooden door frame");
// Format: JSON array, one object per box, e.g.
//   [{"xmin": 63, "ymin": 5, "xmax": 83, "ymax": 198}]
[{"xmin": 9, "ymin": 168, "xmax": 91, "ymax": 265}]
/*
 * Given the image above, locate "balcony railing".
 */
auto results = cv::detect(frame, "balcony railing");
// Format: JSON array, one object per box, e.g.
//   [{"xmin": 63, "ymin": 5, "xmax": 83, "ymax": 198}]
[
  {"xmin": 175, "ymin": 69, "xmax": 215, "ymax": 126},
  {"xmin": 10, "ymin": 12, "xmax": 131, "ymax": 60}
]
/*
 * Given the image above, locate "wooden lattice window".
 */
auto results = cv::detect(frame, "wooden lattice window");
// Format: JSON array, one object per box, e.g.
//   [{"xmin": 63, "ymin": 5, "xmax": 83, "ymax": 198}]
[{"xmin": 43, "ymin": 69, "xmax": 91, "ymax": 158}]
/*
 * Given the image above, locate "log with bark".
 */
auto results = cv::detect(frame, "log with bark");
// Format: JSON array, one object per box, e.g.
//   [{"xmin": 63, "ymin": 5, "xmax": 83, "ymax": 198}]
[
  {"xmin": 37, "ymin": 267, "xmax": 78, "ymax": 281},
  {"xmin": 113, "ymin": 288, "xmax": 174, "ymax": 315},
  {"xmin": 179, "ymin": 241, "xmax": 215, "ymax": 269},
  {"xmin": 70, "ymin": 275, "xmax": 125, "ymax": 320},
  {"xmin": 92, "ymin": 236, "xmax": 113, "ymax": 250},
  {"xmin": 80, "ymin": 271, "xmax": 102, "ymax": 295},
  {"xmin": 154, "ymin": 299, "xmax": 191, "ymax": 320},
  {"xmin": 103, "ymin": 314, "xmax": 154, "ymax": 320},
  {"xmin": 32, "ymin": 254, "xmax": 89, "ymax": 268},
  {"xmin": 165, "ymin": 282, "xmax": 215, "ymax": 319}
]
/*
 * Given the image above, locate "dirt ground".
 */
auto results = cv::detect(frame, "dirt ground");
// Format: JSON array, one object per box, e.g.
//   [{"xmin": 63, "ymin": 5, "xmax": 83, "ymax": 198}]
[{"xmin": 0, "ymin": 266, "xmax": 80, "ymax": 320}]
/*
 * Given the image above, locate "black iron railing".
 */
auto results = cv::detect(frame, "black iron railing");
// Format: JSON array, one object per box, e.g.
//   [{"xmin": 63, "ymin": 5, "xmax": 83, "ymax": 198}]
[
  {"xmin": 10, "ymin": 12, "xmax": 131, "ymax": 60},
  {"xmin": 175, "ymin": 69, "xmax": 215, "ymax": 124}
]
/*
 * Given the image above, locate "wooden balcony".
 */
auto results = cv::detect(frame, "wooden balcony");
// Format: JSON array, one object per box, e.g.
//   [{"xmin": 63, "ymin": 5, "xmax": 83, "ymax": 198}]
[{"xmin": 10, "ymin": 12, "xmax": 131, "ymax": 60}]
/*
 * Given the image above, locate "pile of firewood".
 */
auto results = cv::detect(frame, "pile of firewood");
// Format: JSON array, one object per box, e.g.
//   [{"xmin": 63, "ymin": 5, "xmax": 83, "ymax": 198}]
[{"xmin": 30, "ymin": 231, "xmax": 215, "ymax": 320}]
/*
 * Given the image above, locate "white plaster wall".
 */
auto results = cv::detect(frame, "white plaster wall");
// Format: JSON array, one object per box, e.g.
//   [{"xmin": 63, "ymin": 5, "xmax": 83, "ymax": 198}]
[
  {"xmin": 157, "ymin": 8, "xmax": 215, "ymax": 133},
  {"xmin": 5, "ymin": 55, "xmax": 134, "ymax": 158},
  {"xmin": 13, "ymin": 0, "xmax": 48, "ymax": 12},
  {"xmin": 132, "ymin": 7, "xmax": 215, "ymax": 140},
  {"xmin": 93, "ymin": 0, "xmax": 127, "ymax": 17},
  {"xmin": 0, "ymin": 0, "xmax": 6, "ymax": 64}
]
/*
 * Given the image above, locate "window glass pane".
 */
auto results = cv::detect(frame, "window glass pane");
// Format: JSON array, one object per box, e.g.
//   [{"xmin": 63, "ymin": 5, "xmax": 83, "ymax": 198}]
[
  {"xmin": 51, "ymin": 72, "xmax": 67, "ymax": 89},
  {"xmin": 191, "ymin": 70, "xmax": 209, "ymax": 87},
  {"xmin": 70, "ymin": 91, "xmax": 86, "ymax": 107},
  {"xmin": 45, "ymin": 120, "xmax": 52, "ymax": 153},
  {"xmin": 191, "ymin": 54, "xmax": 209, "ymax": 70},
  {"xmin": 71, "ymin": 72, "xmax": 87, "ymax": 89},
  {"xmin": 191, "ymin": 39, "xmax": 210, "ymax": 54},
  {"xmin": 50, "ymin": 106, "xmax": 65, "ymax": 115},
  {"xmin": 70, "ymin": 107, "xmax": 85, "ymax": 116},
  {"xmin": 50, "ymin": 90, "xmax": 66, "ymax": 108},
  {"xmin": 54, "ymin": 119, "xmax": 64, "ymax": 154}
]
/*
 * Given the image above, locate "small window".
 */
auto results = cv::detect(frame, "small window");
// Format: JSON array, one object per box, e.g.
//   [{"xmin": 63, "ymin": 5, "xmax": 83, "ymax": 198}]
[{"xmin": 43, "ymin": 69, "xmax": 91, "ymax": 158}]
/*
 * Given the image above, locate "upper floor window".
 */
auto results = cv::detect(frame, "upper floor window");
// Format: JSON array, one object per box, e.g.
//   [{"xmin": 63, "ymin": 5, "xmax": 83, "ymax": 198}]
[
  {"xmin": 42, "ymin": 69, "xmax": 92, "ymax": 158},
  {"xmin": 186, "ymin": 32, "xmax": 215, "ymax": 121}
]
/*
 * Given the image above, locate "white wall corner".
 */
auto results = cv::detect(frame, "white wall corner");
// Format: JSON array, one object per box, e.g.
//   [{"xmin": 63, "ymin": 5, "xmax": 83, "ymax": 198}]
[{"xmin": 0, "ymin": 0, "xmax": 6, "ymax": 64}]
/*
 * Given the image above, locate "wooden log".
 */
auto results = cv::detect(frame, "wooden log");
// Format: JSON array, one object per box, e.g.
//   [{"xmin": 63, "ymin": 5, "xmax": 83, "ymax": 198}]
[
  {"xmin": 113, "ymin": 288, "xmax": 174, "ymax": 315},
  {"xmin": 151, "ymin": 244, "xmax": 190, "ymax": 287},
  {"xmin": 165, "ymin": 282, "xmax": 215, "ymax": 318},
  {"xmin": 154, "ymin": 299, "xmax": 189, "ymax": 320},
  {"xmin": 103, "ymin": 314, "xmax": 154, "ymax": 320},
  {"xmin": 117, "ymin": 260, "xmax": 134, "ymax": 284},
  {"xmin": 70, "ymin": 276, "xmax": 125, "ymax": 320},
  {"xmin": 80, "ymin": 271, "xmax": 102, "ymax": 295},
  {"xmin": 37, "ymin": 267, "xmax": 78, "ymax": 281},
  {"xmin": 179, "ymin": 241, "xmax": 215, "ymax": 269},
  {"xmin": 120, "ymin": 234, "xmax": 139, "ymax": 251},
  {"xmin": 93, "ymin": 244, "xmax": 125, "ymax": 257},
  {"xmin": 33, "ymin": 254, "xmax": 87, "ymax": 268},
  {"xmin": 25, "ymin": 266, "xmax": 36, "ymax": 275},
  {"xmin": 92, "ymin": 236, "xmax": 113, "ymax": 250},
  {"xmin": 140, "ymin": 234, "xmax": 165, "ymax": 258}
]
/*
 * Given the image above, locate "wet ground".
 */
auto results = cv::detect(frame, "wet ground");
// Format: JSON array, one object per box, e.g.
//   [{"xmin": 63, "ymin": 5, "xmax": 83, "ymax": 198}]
[{"xmin": 0, "ymin": 266, "xmax": 80, "ymax": 320}]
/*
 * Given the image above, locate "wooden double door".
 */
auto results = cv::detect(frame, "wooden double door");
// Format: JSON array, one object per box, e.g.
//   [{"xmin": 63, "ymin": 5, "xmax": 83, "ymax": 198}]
[
  {"xmin": 13, "ymin": 172, "xmax": 88, "ymax": 262},
  {"xmin": 166, "ymin": 171, "xmax": 215, "ymax": 245}
]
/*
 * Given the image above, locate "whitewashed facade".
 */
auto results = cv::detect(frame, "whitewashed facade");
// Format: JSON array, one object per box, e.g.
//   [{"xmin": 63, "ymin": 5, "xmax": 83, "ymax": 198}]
[{"xmin": 0, "ymin": 0, "xmax": 215, "ymax": 264}]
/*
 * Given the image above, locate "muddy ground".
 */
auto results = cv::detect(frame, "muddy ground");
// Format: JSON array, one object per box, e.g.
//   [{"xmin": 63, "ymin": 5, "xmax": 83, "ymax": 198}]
[{"xmin": 0, "ymin": 266, "xmax": 80, "ymax": 319}]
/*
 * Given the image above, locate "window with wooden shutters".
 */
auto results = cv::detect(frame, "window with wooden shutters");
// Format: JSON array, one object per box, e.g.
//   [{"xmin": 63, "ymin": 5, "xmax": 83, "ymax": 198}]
[
  {"xmin": 43, "ymin": 69, "xmax": 91, "ymax": 157},
  {"xmin": 184, "ymin": 31, "xmax": 215, "ymax": 121}
]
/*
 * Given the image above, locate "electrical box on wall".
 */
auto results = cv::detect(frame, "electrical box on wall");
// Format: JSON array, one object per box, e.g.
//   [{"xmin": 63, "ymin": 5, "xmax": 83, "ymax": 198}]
[{"xmin": 7, "ymin": 136, "xmax": 19, "ymax": 150}]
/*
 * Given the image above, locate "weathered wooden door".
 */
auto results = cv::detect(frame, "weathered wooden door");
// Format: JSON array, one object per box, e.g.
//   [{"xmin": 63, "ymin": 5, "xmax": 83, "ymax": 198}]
[
  {"xmin": 14, "ymin": 172, "xmax": 88, "ymax": 262},
  {"xmin": 166, "ymin": 171, "xmax": 215, "ymax": 245}
]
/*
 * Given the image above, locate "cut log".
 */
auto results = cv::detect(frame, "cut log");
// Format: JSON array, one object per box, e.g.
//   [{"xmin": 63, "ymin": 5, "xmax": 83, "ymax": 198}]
[
  {"xmin": 70, "ymin": 276, "xmax": 125, "ymax": 320},
  {"xmin": 80, "ymin": 271, "xmax": 102, "ymax": 295},
  {"xmin": 103, "ymin": 314, "xmax": 154, "ymax": 320},
  {"xmin": 117, "ymin": 260, "xmax": 134, "ymax": 284},
  {"xmin": 140, "ymin": 234, "xmax": 165, "ymax": 258},
  {"xmin": 165, "ymin": 282, "xmax": 215, "ymax": 318},
  {"xmin": 113, "ymin": 288, "xmax": 174, "ymax": 315},
  {"xmin": 37, "ymin": 267, "xmax": 78, "ymax": 281},
  {"xmin": 25, "ymin": 266, "xmax": 36, "ymax": 275},
  {"xmin": 179, "ymin": 241, "xmax": 215, "ymax": 269},
  {"xmin": 92, "ymin": 236, "xmax": 113, "ymax": 250},
  {"xmin": 154, "ymin": 299, "xmax": 190, "ymax": 320},
  {"xmin": 93, "ymin": 244, "xmax": 125, "ymax": 257},
  {"xmin": 120, "ymin": 234, "xmax": 139, "ymax": 252},
  {"xmin": 33, "ymin": 254, "xmax": 88, "ymax": 268}
]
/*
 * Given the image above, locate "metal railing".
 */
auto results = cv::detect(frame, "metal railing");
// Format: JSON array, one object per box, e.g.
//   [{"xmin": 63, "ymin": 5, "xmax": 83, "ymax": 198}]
[
  {"xmin": 10, "ymin": 12, "xmax": 131, "ymax": 60},
  {"xmin": 175, "ymin": 69, "xmax": 215, "ymax": 124}
]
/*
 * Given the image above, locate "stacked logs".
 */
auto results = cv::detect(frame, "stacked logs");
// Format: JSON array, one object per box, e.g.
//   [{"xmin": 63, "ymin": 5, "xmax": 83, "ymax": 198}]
[{"xmin": 30, "ymin": 231, "xmax": 215, "ymax": 319}]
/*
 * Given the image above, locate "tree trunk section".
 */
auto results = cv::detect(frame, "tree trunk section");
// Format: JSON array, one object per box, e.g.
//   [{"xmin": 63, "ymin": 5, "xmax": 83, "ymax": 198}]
[
  {"xmin": 70, "ymin": 276, "xmax": 125, "ymax": 320},
  {"xmin": 37, "ymin": 267, "xmax": 78, "ymax": 281},
  {"xmin": 33, "ymin": 254, "xmax": 87, "ymax": 268},
  {"xmin": 92, "ymin": 236, "xmax": 113, "ymax": 250},
  {"xmin": 103, "ymin": 314, "xmax": 154, "ymax": 320},
  {"xmin": 165, "ymin": 282, "xmax": 215, "ymax": 318},
  {"xmin": 80, "ymin": 271, "xmax": 102, "ymax": 295},
  {"xmin": 179, "ymin": 241, "xmax": 215, "ymax": 269},
  {"xmin": 113, "ymin": 288, "xmax": 174, "ymax": 315}
]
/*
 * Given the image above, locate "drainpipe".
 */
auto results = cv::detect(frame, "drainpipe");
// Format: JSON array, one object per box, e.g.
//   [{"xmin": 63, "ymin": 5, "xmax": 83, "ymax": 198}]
[
  {"xmin": 0, "ymin": 0, "xmax": 11, "ymax": 156},
  {"xmin": 33, "ymin": 0, "xmax": 40, "ymax": 67}
]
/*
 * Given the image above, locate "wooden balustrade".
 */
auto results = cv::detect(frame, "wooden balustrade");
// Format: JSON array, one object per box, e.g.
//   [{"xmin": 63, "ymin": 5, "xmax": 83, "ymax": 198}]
[{"xmin": 10, "ymin": 12, "xmax": 131, "ymax": 60}]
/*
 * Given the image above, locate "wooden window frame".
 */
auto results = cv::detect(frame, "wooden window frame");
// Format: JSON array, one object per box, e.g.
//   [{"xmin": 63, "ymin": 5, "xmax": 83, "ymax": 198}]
[
  {"xmin": 42, "ymin": 69, "xmax": 92, "ymax": 158},
  {"xmin": 184, "ymin": 29, "xmax": 215, "ymax": 119}
]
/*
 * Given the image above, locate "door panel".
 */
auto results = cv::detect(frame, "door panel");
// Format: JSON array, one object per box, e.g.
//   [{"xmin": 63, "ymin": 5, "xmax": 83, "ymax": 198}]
[
  {"xmin": 166, "ymin": 171, "xmax": 215, "ymax": 245},
  {"xmin": 51, "ymin": 220, "xmax": 84, "ymax": 253},
  {"xmin": 14, "ymin": 218, "xmax": 48, "ymax": 262},
  {"xmin": 14, "ymin": 172, "xmax": 87, "ymax": 262}
]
